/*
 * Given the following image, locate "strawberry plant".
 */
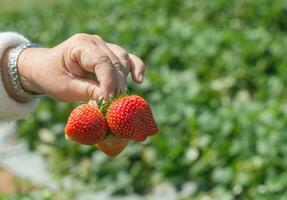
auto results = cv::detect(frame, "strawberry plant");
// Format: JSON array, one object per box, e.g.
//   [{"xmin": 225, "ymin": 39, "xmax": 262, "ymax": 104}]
[{"xmin": 1, "ymin": 0, "xmax": 287, "ymax": 199}]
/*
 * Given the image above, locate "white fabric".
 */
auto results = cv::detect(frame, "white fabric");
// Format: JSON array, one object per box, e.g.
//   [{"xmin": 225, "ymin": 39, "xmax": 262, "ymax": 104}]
[{"xmin": 0, "ymin": 32, "xmax": 39, "ymax": 122}]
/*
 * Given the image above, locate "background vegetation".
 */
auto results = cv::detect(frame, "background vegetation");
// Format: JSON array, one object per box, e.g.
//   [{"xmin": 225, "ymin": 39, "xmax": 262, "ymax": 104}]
[{"xmin": 0, "ymin": 0, "xmax": 287, "ymax": 199}]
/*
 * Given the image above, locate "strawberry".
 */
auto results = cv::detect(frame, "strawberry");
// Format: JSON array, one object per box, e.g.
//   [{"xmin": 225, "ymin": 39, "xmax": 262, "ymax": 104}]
[
  {"xmin": 106, "ymin": 95, "xmax": 158, "ymax": 141},
  {"xmin": 96, "ymin": 134, "xmax": 129, "ymax": 157},
  {"xmin": 65, "ymin": 104, "xmax": 107, "ymax": 145}
]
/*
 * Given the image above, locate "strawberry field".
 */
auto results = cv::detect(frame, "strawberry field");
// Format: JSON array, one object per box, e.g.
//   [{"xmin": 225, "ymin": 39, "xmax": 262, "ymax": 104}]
[{"xmin": 1, "ymin": 0, "xmax": 287, "ymax": 199}]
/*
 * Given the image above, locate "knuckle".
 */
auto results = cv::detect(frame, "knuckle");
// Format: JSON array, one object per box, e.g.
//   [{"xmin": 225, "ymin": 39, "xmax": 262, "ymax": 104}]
[
  {"xmin": 118, "ymin": 51, "xmax": 129, "ymax": 61},
  {"xmin": 119, "ymin": 58, "xmax": 129, "ymax": 72},
  {"xmin": 119, "ymin": 67, "xmax": 128, "ymax": 77},
  {"xmin": 72, "ymin": 33, "xmax": 89, "ymax": 41},
  {"xmin": 113, "ymin": 44, "xmax": 129, "ymax": 59},
  {"xmin": 97, "ymin": 55, "xmax": 111, "ymax": 65},
  {"xmin": 93, "ymin": 35, "xmax": 103, "ymax": 42}
]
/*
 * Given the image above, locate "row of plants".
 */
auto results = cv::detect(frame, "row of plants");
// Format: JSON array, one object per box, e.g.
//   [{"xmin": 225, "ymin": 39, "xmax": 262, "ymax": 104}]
[{"xmin": 1, "ymin": 0, "xmax": 287, "ymax": 199}]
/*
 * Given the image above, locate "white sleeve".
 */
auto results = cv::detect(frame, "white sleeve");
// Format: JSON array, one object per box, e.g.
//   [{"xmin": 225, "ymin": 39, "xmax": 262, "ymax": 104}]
[{"xmin": 0, "ymin": 32, "xmax": 40, "ymax": 122}]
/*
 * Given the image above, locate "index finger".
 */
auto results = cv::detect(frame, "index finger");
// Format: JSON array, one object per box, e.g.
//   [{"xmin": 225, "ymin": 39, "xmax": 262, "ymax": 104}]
[
  {"xmin": 71, "ymin": 45, "xmax": 119, "ymax": 100},
  {"xmin": 94, "ymin": 57, "xmax": 119, "ymax": 100}
]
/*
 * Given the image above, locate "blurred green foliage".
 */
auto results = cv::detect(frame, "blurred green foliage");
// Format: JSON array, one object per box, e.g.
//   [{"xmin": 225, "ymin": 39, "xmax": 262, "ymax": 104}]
[{"xmin": 1, "ymin": 0, "xmax": 287, "ymax": 199}]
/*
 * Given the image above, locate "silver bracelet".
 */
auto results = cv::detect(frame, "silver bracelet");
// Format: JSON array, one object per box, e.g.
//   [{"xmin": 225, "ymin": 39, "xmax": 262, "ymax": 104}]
[{"xmin": 7, "ymin": 42, "xmax": 46, "ymax": 100}]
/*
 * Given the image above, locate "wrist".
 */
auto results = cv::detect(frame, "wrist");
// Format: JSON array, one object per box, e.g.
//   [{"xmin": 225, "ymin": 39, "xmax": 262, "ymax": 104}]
[
  {"xmin": 17, "ymin": 47, "xmax": 46, "ymax": 95},
  {"xmin": 1, "ymin": 45, "xmax": 47, "ymax": 102}
]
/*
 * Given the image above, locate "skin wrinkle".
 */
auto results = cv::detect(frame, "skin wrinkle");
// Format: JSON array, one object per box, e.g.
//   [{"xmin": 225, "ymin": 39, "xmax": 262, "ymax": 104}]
[{"xmin": 1, "ymin": 33, "xmax": 145, "ymax": 103}]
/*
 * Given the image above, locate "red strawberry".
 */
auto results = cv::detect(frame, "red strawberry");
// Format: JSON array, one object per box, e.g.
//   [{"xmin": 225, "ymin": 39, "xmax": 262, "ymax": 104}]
[
  {"xmin": 96, "ymin": 134, "xmax": 129, "ymax": 157},
  {"xmin": 106, "ymin": 95, "xmax": 159, "ymax": 141},
  {"xmin": 65, "ymin": 104, "xmax": 107, "ymax": 145}
]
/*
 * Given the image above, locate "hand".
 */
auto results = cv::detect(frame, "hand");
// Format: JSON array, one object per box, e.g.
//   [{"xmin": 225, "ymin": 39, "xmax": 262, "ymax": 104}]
[{"xmin": 12, "ymin": 33, "xmax": 145, "ymax": 102}]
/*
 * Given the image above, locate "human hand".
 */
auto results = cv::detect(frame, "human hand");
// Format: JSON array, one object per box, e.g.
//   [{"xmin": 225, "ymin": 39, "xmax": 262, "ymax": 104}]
[{"xmin": 12, "ymin": 33, "xmax": 145, "ymax": 102}]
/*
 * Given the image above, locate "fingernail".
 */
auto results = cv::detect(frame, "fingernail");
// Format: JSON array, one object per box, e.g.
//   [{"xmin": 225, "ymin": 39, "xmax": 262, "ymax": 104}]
[
  {"xmin": 138, "ymin": 74, "xmax": 143, "ymax": 82},
  {"xmin": 88, "ymin": 100, "xmax": 98, "ymax": 107}
]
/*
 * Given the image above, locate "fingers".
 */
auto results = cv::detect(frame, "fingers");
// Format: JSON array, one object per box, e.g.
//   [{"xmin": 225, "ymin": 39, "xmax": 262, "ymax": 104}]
[
  {"xmin": 53, "ymin": 76, "xmax": 101, "ymax": 102},
  {"xmin": 70, "ymin": 44, "xmax": 118, "ymax": 100},
  {"xmin": 95, "ymin": 58, "xmax": 119, "ymax": 99},
  {"xmin": 91, "ymin": 38, "xmax": 127, "ymax": 92},
  {"xmin": 91, "ymin": 36, "xmax": 119, "ymax": 64},
  {"xmin": 106, "ymin": 43, "xmax": 130, "ymax": 76},
  {"xmin": 67, "ymin": 34, "xmax": 145, "ymax": 101},
  {"xmin": 107, "ymin": 43, "xmax": 145, "ymax": 84},
  {"xmin": 91, "ymin": 36, "xmax": 128, "ymax": 78},
  {"xmin": 129, "ymin": 53, "xmax": 145, "ymax": 84}
]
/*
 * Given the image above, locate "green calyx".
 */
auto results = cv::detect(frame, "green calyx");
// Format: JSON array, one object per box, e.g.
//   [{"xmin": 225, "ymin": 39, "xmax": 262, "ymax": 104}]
[{"xmin": 97, "ymin": 92, "xmax": 128, "ymax": 116}]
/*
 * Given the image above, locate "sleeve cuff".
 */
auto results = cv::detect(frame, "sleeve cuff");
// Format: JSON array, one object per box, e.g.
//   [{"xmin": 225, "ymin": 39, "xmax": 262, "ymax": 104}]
[{"xmin": 0, "ymin": 32, "xmax": 39, "ymax": 122}]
